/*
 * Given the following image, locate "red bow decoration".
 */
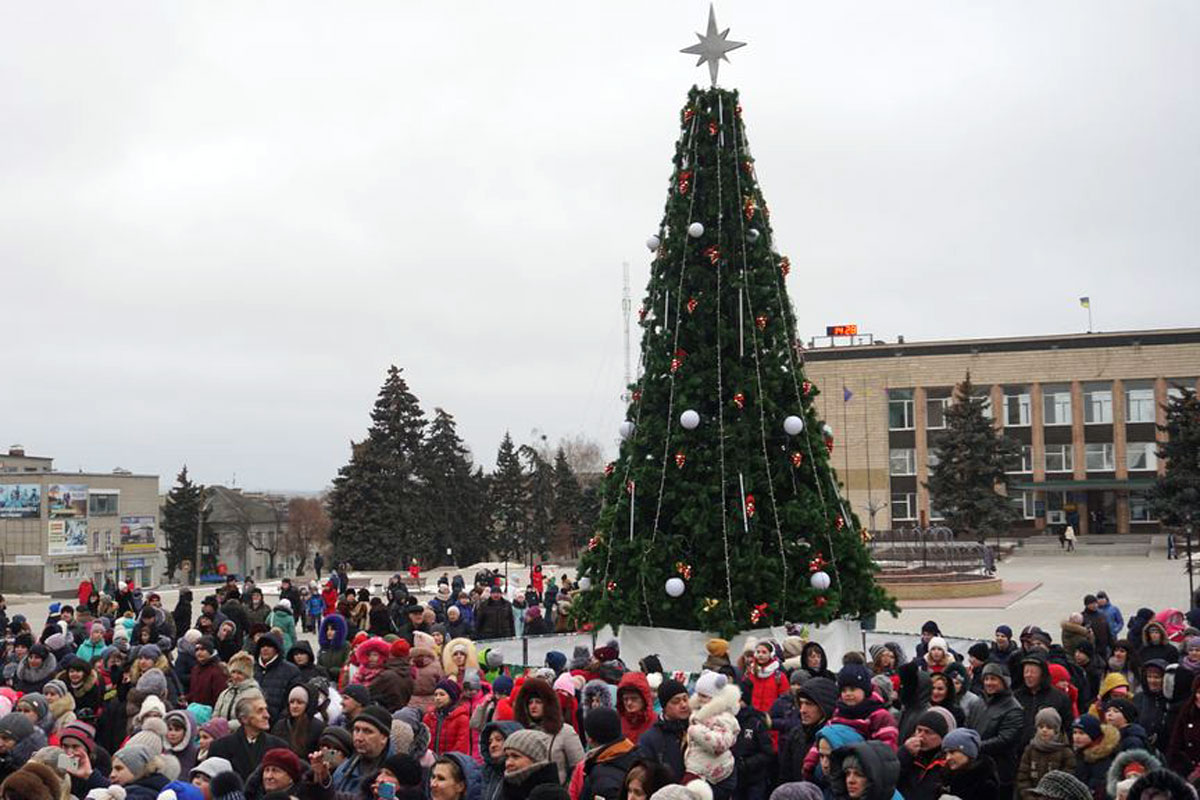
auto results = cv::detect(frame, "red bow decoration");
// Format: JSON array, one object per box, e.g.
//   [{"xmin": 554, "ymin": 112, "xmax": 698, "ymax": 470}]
[
  {"xmin": 670, "ymin": 357, "xmax": 683, "ymax": 373},
  {"xmin": 780, "ymin": 256, "xmax": 791, "ymax": 277},
  {"xmin": 809, "ymin": 554, "xmax": 827, "ymax": 573},
  {"xmin": 587, "ymin": 535, "xmax": 602, "ymax": 551},
  {"xmin": 675, "ymin": 561, "xmax": 693, "ymax": 580},
  {"xmin": 735, "ymin": 104, "xmax": 743, "ymax": 117},
  {"xmin": 683, "ymin": 107, "xmax": 695, "ymax": 124},
  {"xmin": 626, "ymin": 480, "xmax": 635, "ymax": 495},
  {"xmin": 638, "ymin": 306, "xmax": 647, "ymax": 321},
  {"xmin": 606, "ymin": 581, "xmax": 618, "ymax": 592},
  {"xmin": 674, "ymin": 452, "xmax": 686, "ymax": 469},
  {"xmin": 733, "ymin": 392, "xmax": 746, "ymax": 410},
  {"xmin": 815, "ymin": 596, "xmax": 827, "ymax": 608},
  {"xmin": 750, "ymin": 603, "xmax": 769, "ymax": 624},
  {"xmin": 677, "ymin": 171, "xmax": 692, "ymax": 195},
  {"xmin": 603, "ymin": 463, "xmax": 615, "ymax": 477},
  {"xmin": 802, "ymin": 380, "xmax": 812, "ymax": 395},
  {"xmin": 686, "ymin": 297, "xmax": 698, "ymax": 314},
  {"xmin": 708, "ymin": 120, "xmax": 719, "ymax": 136},
  {"xmin": 825, "ymin": 438, "xmax": 834, "ymax": 455},
  {"xmin": 631, "ymin": 390, "xmax": 642, "ymax": 403},
  {"xmin": 790, "ymin": 451, "xmax": 804, "ymax": 468},
  {"xmin": 745, "ymin": 494, "xmax": 756, "ymax": 518},
  {"xmin": 743, "ymin": 195, "xmax": 757, "ymax": 221},
  {"xmin": 755, "ymin": 314, "xmax": 768, "ymax": 331},
  {"xmin": 703, "ymin": 245, "xmax": 721, "ymax": 265},
  {"xmin": 835, "ymin": 515, "xmax": 846, "ymax": 531}
]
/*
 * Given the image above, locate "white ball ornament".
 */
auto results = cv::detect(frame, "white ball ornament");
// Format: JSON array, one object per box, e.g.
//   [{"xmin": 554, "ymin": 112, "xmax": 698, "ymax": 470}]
[
  {"xmin": 578, "ymin": 577, "xmax": 592, "ymax": 591},
  {"xmin": 646, "ymin": 235, "xmax": 661, "ymax": 251},
  {"xmin": 747, "ymin": 229, "xmax": 760, "ymax": 243},
  {"xmin": 680, "ymin": 409, "xmax": 700, "ymax": 430},
  {"xmin": 665, "ymin": 577, "xmax": 686, "ymax": 597},
  {"xmin": 619, "ymin": 421, "xmax": 636, "ymax": 440},
  {"xmin": 687, "ymin": 222, "xmax": 705, "ymax": 238},
  {"xmin": 810, "ymin": 571, "xmax": 831, "ymax": 592},
  {"xmin": 822, "ymin": 424, "xmax": 834, "ymax": 437},
  {"xmin": 783, "ymin": 415, "xmax": 805, "ymax": 436}
]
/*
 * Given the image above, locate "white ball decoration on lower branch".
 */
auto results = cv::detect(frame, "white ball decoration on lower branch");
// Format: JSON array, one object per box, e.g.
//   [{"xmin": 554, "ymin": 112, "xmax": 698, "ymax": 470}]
[
  {"xmin": 810, "ymin": 571, "xmax": 831, "ymax": 592},
  {"xmin": 665, "ymin": 577, "xmax": 686, "ymax": 597},
  {"xmin": 578, "ymin": 577, "xmax": 592, "ymax": 591},
  {"xmin": 646, "ymin": 234, "xmax": 661, "ymax": 251},
  {"xmin": 687, "ymin": 222, "xmax": 704, "ymax": 238},
  {"xmin": 680, "ymin": 409, "xmax": 700, "ymax": 430},
  {"xmin": 783, "ymin": 415, "xmax": 805, "ymax": 436},
  {"xmin": 619, "ymin": 421, "xmax": 636, "ymax": 440}
]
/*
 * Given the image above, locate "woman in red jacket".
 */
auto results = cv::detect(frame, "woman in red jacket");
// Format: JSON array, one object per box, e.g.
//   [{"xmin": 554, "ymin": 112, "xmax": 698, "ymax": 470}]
[
  {"xmin": 616, "ymin": 671, "xmax": 658, "ymax": 744},
  {"xmin": 425, "ymin": 678, "xmax": 471, "ymax": 755}
]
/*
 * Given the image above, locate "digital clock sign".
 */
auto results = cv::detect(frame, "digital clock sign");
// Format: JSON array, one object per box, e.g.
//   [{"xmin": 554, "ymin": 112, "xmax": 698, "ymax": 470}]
[{"xmin": 825, "ymin": 324, "xmax": 858, "ymax": 336}]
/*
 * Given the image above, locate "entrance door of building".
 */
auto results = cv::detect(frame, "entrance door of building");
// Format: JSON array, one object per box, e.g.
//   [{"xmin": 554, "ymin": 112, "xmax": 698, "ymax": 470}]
[{"xmin": 1087, "ymin": 490, "xmax": 1117, "ymax": 534}]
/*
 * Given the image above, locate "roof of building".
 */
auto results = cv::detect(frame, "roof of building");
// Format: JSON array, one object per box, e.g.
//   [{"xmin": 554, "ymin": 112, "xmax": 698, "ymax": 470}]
[
  {"xmin": 205, "ymin": 485, "xmax": 287, "ymax": 526},
  {"xmin": 802, "ymin": 327, "xmax": 1200, "ymax": 363}
]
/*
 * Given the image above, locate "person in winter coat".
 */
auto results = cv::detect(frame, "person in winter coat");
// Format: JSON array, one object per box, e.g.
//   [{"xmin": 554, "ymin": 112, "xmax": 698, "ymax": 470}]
[
  {"xmin": 825, "ymin": 666, "xmax": 899, "ymax": 750},
  {"xmin": 481, "ymin": 720, "xmax": 523, "ymax": 800},
  {"xmin": 253, "ymin": 633, "xmax": 302, "ymax": 724},
  {"xmin": 317, "ymin": 613, "xmax": 351, "ymax": 681},
  {"xmin": 0, "ymin": 711, "xmax": 49, "ymax": 781},
  {"xmin": 569, "ymin": 707, "xmax": 638, "ymax": 800},
  {"xmin": 444, "ymin": 638, "xmax": 481, "ymax": 686},
  {"xmin": 187, "ymin": 636, "xmax": 229, "ymax": 707},
  {"xmin": 975, "ymin": 662, "xmax": 1025, "ymax": 798},
  {"xmin": 213, "ymin": 651, "xmax": 263, "ymax": 722},
  {"xmin": 778, "ymin": 678, "xmax": 837, "ymax": 784},
  {"xmin": 636, "ymin": 678, "xmax": 690, "ymax": 782},
  {"xmin": 1071, "ymin": 714, "xmax": 1121, "ymax": 798},
  {"xmin": 164, "ymin": 708, "xmax": 200, "ymax": 776},
  {"xmin": 1082, "ymin": 596, "xmax": 1114, "ymax": 660},
  {"xmin": 734, "ymin": 681, "xmax": 775, "ymax": 800},
  {"xmin": 109, "ymin": 743, "xmax": 171, "ymax": 799},
  {"xmin": 14, "ymin": 643, "xmax": 58, "ymax": 694},
  {"xmin": 1132, "ymin": 660, "xmax": 1171, "ymax": 751},
  {"xmin": 896, "ymin": 661, "xmax": 932, "ymax": 744},
  {"xmin": 1104, "ymin": 749, "xmax": 1162, "ymax": 800},
  {"xmin": 682, "ymin": 671, "xmax": 740, "ymax": 793},
  {"xmin": 75, "ymin": 622, "xmax": 108, "ymax": 665},
  {"xmin": 897, "ymin": 709, "xmax": 951, "ymax": 800},
  {"xmin": 269, "ymin": 682, "xmax": 326, "ymax": 760},
  {"xmin": 617, "ymin": 672, "xmax": 658, "ymax": 746},
  {"xmin": 1138, "ymin": 622, "xmax": 1178, "ymax": 665},
  {"xmin": 286, "ymin": 640, "xmax": 320, "ymax": 684},
  {"xmin": 942, "ymin": 729, "xmax": 1000, "ymax": 800},
  {"xmin": 352, "ymin": 637, "xmax": 392, "ymax": 686},
  {"xmin": 266, "ymin": 600, "xmax": 297, "ymax": 652},
  {"xmin": 928, "ymin": 672, "xmax": 965, "ymax": 728},
  {"xmin": 828, "ymin": 740, "xmax": 903, "ymax": 800},
  {"xmin": 409, "ymin": 633, "xmax": 445, "ymax": 714},
  {"xmin": 1060, "ymin": 615, "xmax": 1095, "ymax": 657},
  {"xmin": 1017, "ymin": 708, "xmax": 1076, "ymax": 800},
  {"xmin": 514, "ymin": 676, "xmax": 585, "ymax": 784},
  {"xmin": 501, "ymin": 728, "xmax": 560, "ymax": 800},
  {"xmin": 1087, "ymin": 672, "xmax": 1133, "ymax": 720},
  {"xmin": 795, "ymin": 642, "xmax": 837, "ymax": 684},
  {"xmin": 1014, "ymin": 653, "xmax": 1076, "ymax": 749},
  {"xmin": 944, "ymin": 662, "xmax": 985, "ymax": 730},
  {"xmin": 1104, "ymin": 699, "xmax": 1149, "ymax": 754},
  {"xmin": 426, "ymin": 679, "xmax": 472, "ymax": 756},
  {"xmin": 59, "ymin": 655, "xmax": 105, "ymax": 725},
  {"xmin": 476, "ymin": 588, "xmax": 516, "ymax": 640}
]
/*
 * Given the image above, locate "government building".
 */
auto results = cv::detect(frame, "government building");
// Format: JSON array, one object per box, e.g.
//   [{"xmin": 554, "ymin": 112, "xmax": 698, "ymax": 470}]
[{"xmin": 801, "ymin": 327, "xmax": 1200, "ymax": 536}]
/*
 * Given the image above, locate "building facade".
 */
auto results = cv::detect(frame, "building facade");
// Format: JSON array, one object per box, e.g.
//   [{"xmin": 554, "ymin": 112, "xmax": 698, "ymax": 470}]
[
  {"xmin": 0, "ymin": 446, "xmax": 164, "ymax": 593},
  {"xmin": 801, "ymin": 328, "xmax": 1200, "ymax": 536}
]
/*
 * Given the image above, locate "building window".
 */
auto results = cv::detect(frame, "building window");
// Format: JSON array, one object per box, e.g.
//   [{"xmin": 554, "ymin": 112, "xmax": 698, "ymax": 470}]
[
  {"xmin": 1044, "ymin": 444, "xmax": 1074, "ymax": 473},
  {"xmin": 1045, "ymin": 490, "xmax": 1069, "ymax": 524},
  {"xmin": 889, "ymin": 389, "xmax": 914, "ymax": 430},
  {"xmin": 88, "ymin": 493, "xmax": 119, "ymax": 516},
  {"xmin": 1125, "ymin": 382, "xmax": 1156, "ymax": 424},
  {"xmin": 891, "ymin": 492, "xmax": 916, "ymax": 521},
  {"xmin": 972, "ymin": 387, "xmax": 993, "ymax": 420},
  {"xmin": 1084, "ymin": 383, "xmax": 1113, "ymax": 424},
  {"xmin": 1126, "ymin": 442, "xmax": 1158, "ymax": 471},
  {"xmin": 1085, "ymin": 443, "xmax": 1115, "ymax": 472},
  {"xmin": 1006, "ymin": 445, "xmax": 1033, "ymax": 474},
  {"xmin": 1009, "ymin": 490, "xmax": 1035, "ymax": 520},
  {"xmin": 929, "ymin": 502, "xmax": 946, "ymax": 521},
  {"xmin": 889, "ymin": 448, "xmax": 916, "ymax": 476},
  {"xmin": 1130, "ymin": 492, "xmax": 1157, "ymax": 522},
  {"xmin": 1004, "ymin": 386, "xmax": 1031, "ymax": 427},
  {"xmin": 926, "ymin": 395, "xmax": 950, "ymax": 430},
  {"xmin": 1043, "ymin": 384, "xmax": 1072, "ymax": 426}
]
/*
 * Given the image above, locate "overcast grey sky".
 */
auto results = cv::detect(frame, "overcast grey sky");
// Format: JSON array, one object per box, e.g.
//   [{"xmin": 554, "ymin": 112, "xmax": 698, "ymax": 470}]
[{"xmin": 2, "ymin": 2, "xmax": 1196, "ymax": 492}]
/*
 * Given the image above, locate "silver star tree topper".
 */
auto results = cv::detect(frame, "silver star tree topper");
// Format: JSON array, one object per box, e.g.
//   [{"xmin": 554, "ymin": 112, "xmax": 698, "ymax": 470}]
[{"xmin": 680, "ymin": 4, "xmax": 746, "ymax": 86}]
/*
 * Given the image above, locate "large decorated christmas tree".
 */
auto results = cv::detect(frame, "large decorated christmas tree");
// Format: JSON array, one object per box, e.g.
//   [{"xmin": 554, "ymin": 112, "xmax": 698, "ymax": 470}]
[{"xmin": 573, "ymin": 8, "xmax": 894, "ymax": 636}]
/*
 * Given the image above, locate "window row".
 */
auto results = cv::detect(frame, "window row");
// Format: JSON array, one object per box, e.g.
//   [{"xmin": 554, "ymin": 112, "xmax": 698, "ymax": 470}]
[
  {"xmin": 888, "ymin": 381, "xmax": 1190, "ymax": 430},
  {"xmin": 889, "ymin": 442, "xmax": 1157, "ymax": 476},
  {"xmin": 898, "ymin": 489, "xmax": 1159, "ymax": 523}
]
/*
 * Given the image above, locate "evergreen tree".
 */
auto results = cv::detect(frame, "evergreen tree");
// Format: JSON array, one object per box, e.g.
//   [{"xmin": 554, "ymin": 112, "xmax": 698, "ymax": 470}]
[
  {"xmin": 551, "ymin": 448, "xmax": 585, "ymax": 557},
  {"xmin": 328, "ymin": 366, "xmax": 428, "ymax": 568},
  {"xmin": 160, "ymin": 467, "xmax": 217, "ymax": 578},
  {"xmin": 925, "ymin": 373, "xmax": 1022, "ymax": 542},
  {"xmin": 574, "ymin": 86, "xmax": 893, "ymax": 635},
  {"xmin": 421, "ymin": 408, "xmax": 489, "ymax": 566},
  {"xmin": 521, "ymin": 445, "xmax": 554, "ymax": 563},
  {"xmin": 489, "ymin": 432, "xmax": 526, "ymax": 563},
  {"xmin": 1149, "ymin": 385, "xmax": 1200, "ymax": 528}
]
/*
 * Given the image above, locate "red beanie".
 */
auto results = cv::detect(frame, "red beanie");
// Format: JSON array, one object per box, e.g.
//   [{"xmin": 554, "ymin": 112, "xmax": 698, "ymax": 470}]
[
  {"xmin": 262, "ymin": 747, "xmax": 303, "ymax": 783},
  {"xmin": 391, "ymin": 639, "xmax": 411, "ymax": 658}
]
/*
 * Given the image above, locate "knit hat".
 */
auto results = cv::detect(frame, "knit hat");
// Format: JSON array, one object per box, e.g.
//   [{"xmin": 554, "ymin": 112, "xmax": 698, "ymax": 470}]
[
  {"xmin": 1072, "ymin": 715, "xmax": 1102, "ymax": 741},
  {"xmin": 390, "ymin": 639, "xmax": 411, "ymax": 659},
  {"xmin": 769, "ymin": 783, "xmax": 825, "ymax": 800},
  {"xmin": 435, "ymin": 679, "xmax": 461, "ymax": 704},
  {"xmin": 657, "ymin": 678, "xmax": 689, "ymax": 708},
  {"xmin": 227, "ymin": 651, "xmax": 254, "ymax": 679},
  {"xmin": 493, "ymin": 675, "xmax": 514, "ymax": 697},
  {"xmin": 382, "ymin": 752, "xmax": 423, "ymax": 787},
  {"xmin": 42, "ymin": 679, "xmax": 68, "ymax": 698},
  {"xmin": 980, "ymin": 662, "xmax": 1011, "ymax": 687},
  {"xmin": 0, "ymin": 762, "xmax": 61, "ymax": 800},
  {"xmin": 487, "ymin": 650, "xmax": 505, "ymax": 669},
  {"xmin": 195, "ymin": 636, "xmax": 216, "ymax": 654},
  {"xmin": 996, "ymin": 625, "xmax": 1013, "ymax": 638},
  {"xmin": 1030, "ymin": 770, "xmax": 1093, "ymax": 800},
  {"xmin": 412, "ymin": 631, "xmax": 435, "ymax": 651},
  {"xmin": 191, "ymin": 756, "xmax": 234, "ymax": 780},
  {"xmin": 209, "ymin": 770, "xmax": 245, "ymax": 800},
  {"xmin": 1035, "ymin": 707, "xmax": 1063, "ymax": 732},
  {"xmin": 921, "ymin": 620, "xmax": 941, "ymax": 635},
  {"xmin": 262, "ymin": 747, "xmax": 303, "ymax": 783},
  {"xmin": 968, "ymin": 642, "xmax": 991, "ymax": 662},
  {"xmin": 127, "ymin": 726, "xmax": 165, "ymax": 755},
  {"xmin": 59, "ymin": 720, "xmax": 97, "ymax": 755},
  {"xmin": 114, "ymin": 744, "xmax": 155, "ymax": 778},
  {"xmin": 288, "ymin": 685, "xmax": 310, "ymax": 705},
  {"xmin": 355, "ymin": 704, "xmax": 392, "ymax": 736},
  {"xmin": 137, "ymin": 643, "xmax": 162, "ymax": 662},
  {"xmin": 18, "ymin": 693, "xmax": 49, "ymax": 719},
  {"xmin": 916, "ymin": 708, "xmax": 954, "ymax": 738},
  {"xmin": 200, "ymin": 718, "xmax": 231, "ymax": 741},
  {"xmin": 136, "ymin": 667, "xmax": 169, "ymax": 696},
  {"xmin": 504, "ymin": 728, "xmax": 552, "ymax": 762},
  {"xmin": 138, "ymin": 694, "xmax": 167, "ymax": 720},
  {"xmin": 837, "ymin": 664, "xmax": 873, "ymax": 694},
  {"xmin": 544, "ymin": 651, "xmax": 567, "ymax": 674},
  {"xmin": 0, "ymin": 711, "xmax": 35, "ymax": 742},
  {"xmin": 942, "ymin": 728, "xmax": 980, "ymax": 759},
  {"xmin": 1084, "ymin": 595, "xmax": 1098, "ymax": 606},
  {"xmin": 694, "ymin": 670, "xmax": 727, "ymax": 698},
  {"xmin": 927, "ymin": 636, "xmax": 948, "ymax": 654},
  {"xmin": 1106, "ymin": 698, "xmax": 1139, "ymax": 724},
  {"xmin": 706, "ymin": 639, "xmax": 730, "ymax": 658},
  {"xmin": 584, "ymin": 706, "xmax": 624, "ymax": 745},
  {"xmin": 319, "ymin": 725, "xmax": 353, "ymax": 756},
  {"xmin": 341, "ymin": 684, "xmax": 370, "ymax": 706}
]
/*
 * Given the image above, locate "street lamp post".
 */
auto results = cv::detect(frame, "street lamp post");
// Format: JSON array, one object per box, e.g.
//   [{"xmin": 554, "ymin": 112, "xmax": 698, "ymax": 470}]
[{"xmin": 194, "ymin": 496, "xmax": 213, "ymax": 587}]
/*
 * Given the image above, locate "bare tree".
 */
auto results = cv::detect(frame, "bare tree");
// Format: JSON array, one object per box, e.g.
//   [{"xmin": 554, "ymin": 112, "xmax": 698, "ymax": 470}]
[
  {"xmin": 285, "ymin": 497, "xmax": 331, "ymax": 575},
  {"xmin": 528, "ymin": 430, "xmax": 606, "ymax": 475}
]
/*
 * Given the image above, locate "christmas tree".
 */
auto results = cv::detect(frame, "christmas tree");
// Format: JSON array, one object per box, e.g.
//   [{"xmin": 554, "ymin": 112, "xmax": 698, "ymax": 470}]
[{"xmin": 574, "ymin": 14, "xmax": 894, "ymax": 635}]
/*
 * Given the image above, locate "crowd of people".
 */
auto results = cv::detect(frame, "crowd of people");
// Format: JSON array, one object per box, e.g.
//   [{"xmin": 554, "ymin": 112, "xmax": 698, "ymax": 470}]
[{"xmin": 1, "ymin": 570, "xmax": 1199, "ymax": 800}]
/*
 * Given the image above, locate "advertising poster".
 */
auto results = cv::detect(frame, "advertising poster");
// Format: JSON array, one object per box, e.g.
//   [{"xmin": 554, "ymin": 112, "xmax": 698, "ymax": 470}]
[
  {"xmin": 48, "ymin": 484, "xmax": 88, "ymax": 517},
  {"xmin": 120, "ymin": 516, "xmax": 157, "ymax": 551},
  {"xmin": 0, "ymin": 484, "xmax": 41, "ymax": 518},
  {"xmin": 49, "ymin": 518, "xmax": 88, "ymax": 556}
]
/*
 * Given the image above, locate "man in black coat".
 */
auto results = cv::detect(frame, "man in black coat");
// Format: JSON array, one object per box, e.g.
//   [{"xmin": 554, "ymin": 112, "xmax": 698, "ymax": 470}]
[
  {"xmin": 579, "ymin": 707, "xmax": 639, "ymax": 800},
  {"xmin": 637, "ymin": 678, "xmax": 691, "ymax": 781},
  {"xmin": 474, "ymin": 587, "xmax": 515, "ymax": 640},
  {"xmin": 734, "ymin": 682, "xmax": 775, "ymax": 800},
  {"xmin": 1013, "ymin": 652, "xmax": 1075, "ymax": 749},
  {"xmin": 208, "ymin": 695, "xmax": 288, "ymax": 780},
  {"xmin": 1082, "ymin": 595, "xmax": 1114, "ymax": 660},
  {"xmin": 975, "ymin": 662, "xmax": 1024, "ymax": 798},
  {"xmin": 279, "ymin": 578, "xmax": 303, "ymax": 622},
  {"xmin": 253, "ymin": 632, "xmax": 300, "ymax": 724},
  {"xmin": 776, "ymin": 677, "xmax": 837, "ymax": 782}
]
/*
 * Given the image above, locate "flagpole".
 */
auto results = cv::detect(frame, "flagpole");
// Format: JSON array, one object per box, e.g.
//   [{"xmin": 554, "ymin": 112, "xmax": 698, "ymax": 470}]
[{"xmin": 1088, "ymin": 303, "xmax": 1093, "ymax": 333}]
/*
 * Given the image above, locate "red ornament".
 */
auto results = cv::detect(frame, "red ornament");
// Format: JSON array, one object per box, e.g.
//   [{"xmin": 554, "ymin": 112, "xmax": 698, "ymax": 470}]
[
  {"xmin": 815, "ymin": 596, "xmax": 827, "ymax": 608},
  {"xmin": 670, "ymin": 358, "xmax": 683, "ymax": 373},
  {"xmin": 745, "ymin": 494, "xmax": 756, "ymax": 519},
  {"xmin": 733, "ymin": 392, "xmax": 746, "ymax": 410},
  {"xmin": 808, "ymin": 554, "xmax": 827, "ymax": 572},
  {"xmin": 674, "ymin": 451, "xmax": 686, "ymax": 469},
  {"xmin": 702, "ymin": 245, "xmax": 721, "ymax": 265},
  {"xmin": 735, "ymin": 104, "xmax": 743, "ymax": 117},
  {"xmin": 587, "ymin": 535, "xmax": 601, "ymax": 551},
  {"xmin": 607, "ymin": 581, "xmax": 618, "ymax": 592},
  {"xmin": 683, "ymin": 107, "xmax": 695, "ymax": 124},
  {"xmin": 790, "ymin": 451, "xmax": 804, "ymax": 468},
  {"xmin": 750, "ymin": 602, "xmax": 769, "ymax": 624},
  {"xmin": 741, "ymin": 160, "xmax": 756, "ymax": 180},
  {"xmin": 825, "ymin": 438, "xmax": 834, "ymax": 456},
  {"xmin": 708, "ymin": 120, "xmax": 719, "ymax": 136},
  {"xmin": 638, "ymin": 306, "xmax": 647, "ymax": 321},
  {"xmin": 626, "ymin": 480, "xmax": 635, "ymax": 495},
  {"xmin": 743, "ymin": 195, "xmax": 757, "ymax": 221},
  {"xmin": 632, "ymin": 390, "xmax": 642, "ymax": 403},
  {"xmin": 686, "ymin": 297, "xmax": 698, "ymax": 314},
  {"xmin": 603, "ymin": 463, "xmax": 615, "ymax": 477},
  {"xmin": 675, "ymin": 561, "xmax": 694, "ymax": 580},
  {"xmin": 755, "ymin": 314, "xmax": 768, "ymax": 331},
  {"xmin": 677, "ymin": 171, "xmax": 692, "ymax": 195},
  {"xmin": 780, "ymin": 256, "xmax": 791, "ymax": 277},
  {"xmin": 835, "ymin": 515, "xmax": 846, "ymax": 531},
  {"xmin": 675, "ymin": 347, "xmax": 688, "ymax": 358},
  {"xmin": 802, "ymin": 380, "xmax": 812, "ymax": 395}
]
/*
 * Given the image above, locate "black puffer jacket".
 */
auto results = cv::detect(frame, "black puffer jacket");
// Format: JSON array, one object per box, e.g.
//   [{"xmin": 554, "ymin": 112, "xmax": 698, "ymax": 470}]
[
  {"xmin": 253, "ymin": 635, "xmax": 301, "ymax": 722},
  {"xmin": 1012, "ymin": 653, "xmax": 1075, "ymax": 748},
  {"xmin": 976, "ymin": 684, "xmax": 1024, "ymax": 789}
]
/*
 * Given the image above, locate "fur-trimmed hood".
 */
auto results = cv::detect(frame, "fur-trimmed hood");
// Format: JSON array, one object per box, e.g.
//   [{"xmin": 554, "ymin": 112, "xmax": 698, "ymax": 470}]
[
  {"xmin": 689, "ymin": 683, "xmax": 741, "ymax": 722},
  {"xmin": 1127, "ymin": 769, "xmax": 1195, "ymax": 800},
  {"xmin": 441, "ymin": 637, "xmax": 479, "ymax": 675},
  {"xmin": 582, "ymin": 679, "xmax": 614, "ymax": 709},
  {"xmin": 514, "ymin": 677, "xmax": 564, "ymax": 734},
  {"xmin": 355, "ymin": 636, "xmax": 391, "ymax": 665},
  {"xmin": 1107, "ymin": 749, "xmax": 1163, "ymax": 799},
  {"xmin": 1081, "ymin": 724, "xmax": 1122, "ymax": 763},
  {"xmin": 1141, "ymin": 621, "xmax": 1169, "ymax": 647},
  {"xmin": 318, "ymin": 614, "xmax": 348, "ymax": 650}
]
